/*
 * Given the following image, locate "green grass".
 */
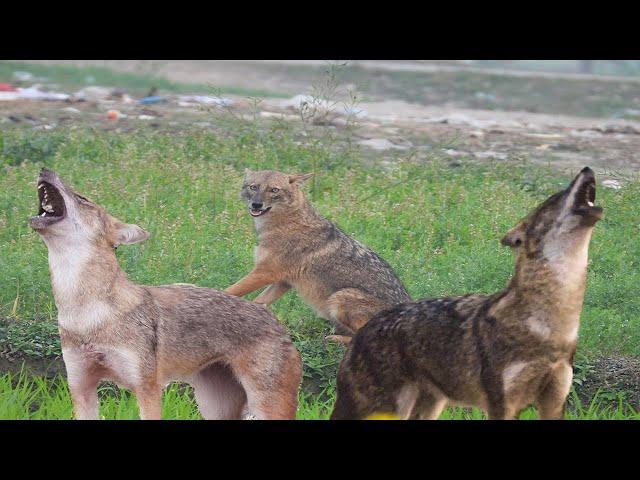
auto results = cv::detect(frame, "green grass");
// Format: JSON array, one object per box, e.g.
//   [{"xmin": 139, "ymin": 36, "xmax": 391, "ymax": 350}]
[
  {"xmin": 0, "ymin": 61, "xmax": 289, "ymax": 98},
  {"xmin": 0, "ymin": 371, "xmax": 636, "ymax": 420},
  {"xmin": 0, "ymin": 123, "xmax": 639, "ymax": 419},
  {"xmin": 0, "ymin": 369, "xmax": 335, "ymax": 420}
]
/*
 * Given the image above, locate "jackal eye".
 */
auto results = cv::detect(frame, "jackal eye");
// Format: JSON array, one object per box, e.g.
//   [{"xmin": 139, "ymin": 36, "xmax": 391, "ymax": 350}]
[
  {"xmin": 270, "ymin": 187, "xmax": 280, "ymax": 193},
  {"xmin": 248, "ymin": 184, "xmax": 257, "ymax": 191}
]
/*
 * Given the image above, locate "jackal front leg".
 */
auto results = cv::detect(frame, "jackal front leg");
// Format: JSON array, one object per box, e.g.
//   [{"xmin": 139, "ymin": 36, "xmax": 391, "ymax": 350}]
[
  {"xmin": 136, "ymin": 382, "xmax": 163, "ymax": 420},
  {"xmin": 254, "ymin": 281, "xmax": 291, "ymax": 305},
  {"xmin": 535, "ymin": 362, "xmax": 572, "ymax": 420},
  {"xmin": 224, "ymin": 266, "xmax": 281, "ymax": 298},
  {"xmin": 63, "ymin": 347, "xmax": 100, "ymax": 420}
]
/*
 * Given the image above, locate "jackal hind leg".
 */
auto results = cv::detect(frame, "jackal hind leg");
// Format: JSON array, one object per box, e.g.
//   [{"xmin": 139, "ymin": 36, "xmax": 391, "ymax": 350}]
[
  {"xmin": 325, "ymin": 321, "xmax": 356, "ymax": 344},
  {"xmin": 191, "ymin": 363, "xmax": 247, "ymax": 420},
  {"xmin": 327, "ymin": 288, "xmax": 387, "ymax": 334},
  {"xmin": 253, "ymin": 281, "xmax": 291, "ymax": 305},
  {"xmin": 231, "ymin": 344, "xmax": 302, "ymax": 420}
]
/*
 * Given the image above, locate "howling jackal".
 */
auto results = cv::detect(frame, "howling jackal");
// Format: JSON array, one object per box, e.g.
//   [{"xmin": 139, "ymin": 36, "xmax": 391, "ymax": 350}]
[
  {"xmin": 331, "ymin": 167, "xmax": 602, "ymax": 420},
  {"xmin": 224, "ymin": 169, "xmax": 411, "ymax": 338},
  {"xmin": 29, "ymin": 169, "xmax": 301, "ymax": 420}
]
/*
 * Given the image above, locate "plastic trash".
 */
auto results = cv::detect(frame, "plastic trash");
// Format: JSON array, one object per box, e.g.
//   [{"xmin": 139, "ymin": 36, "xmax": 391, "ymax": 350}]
[
  {"xmin": 602, "ymin": 179, "xmax": 622, "ymax": 190},
  {"xmin": 177, "ymin": 95, "xmax": 233, "ymax": 107},
  {"xmin": 282, "ymin": 94, "xmax": 331, "ymax": 111},
  {"xmin": 0, "ymin": 83, "xmax": 16, "ymax": 92},
  {"xmin": 138, "ymin": 96, "xmax": 166, "ymax": 105},
  {"xmin": 358, "ymin": 138, "xmax": 407, "ymax": 151},
  {"xmin": 0, "ymin": 92, "xmax": 20, "ymax": 101},
  {"xmin": 73, "ymin": 86, "xmax": 112, "ymax": 102},
  {"xmin": 474, "ymin": 91, "xmax": 497, "ymax": 102},
  {"xmin": 1, "ymin": 86, "xmax": 69, "ymax": 101},
  {"xmin": 107, "ymin": 110, "xmax": 124, "ymax": 121},
  {"xmin": 343, "ymin": 105, "xmax": 367, "ymax": 118},
  {"xmin": 15, "ymin": 86, "xmax": 70, "ymax": 101}
]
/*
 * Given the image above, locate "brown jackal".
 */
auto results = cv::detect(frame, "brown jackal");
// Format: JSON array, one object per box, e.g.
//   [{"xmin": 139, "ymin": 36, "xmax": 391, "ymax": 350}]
[
  {"xmin": 224, "ymin": 169, "xmax": 411, "ymax": 339},
  {"xmin": 331, "ymin": 167, "xmax": 603, "ymax": 420},
  {"xmin": 29, "ymin": 169, "xmax": 301, "ymax": 420}
]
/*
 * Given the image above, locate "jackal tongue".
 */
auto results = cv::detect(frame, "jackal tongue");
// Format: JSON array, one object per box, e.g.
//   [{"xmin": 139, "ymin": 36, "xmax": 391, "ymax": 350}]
[{"xmin": 249, "ymin": 206, "xmax": 270, "ymax": 217}]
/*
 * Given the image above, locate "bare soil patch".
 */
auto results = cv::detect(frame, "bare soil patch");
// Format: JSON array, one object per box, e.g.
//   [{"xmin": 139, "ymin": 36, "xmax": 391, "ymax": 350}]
[{"xmin": 577, "ymin": 355, "xmax": 640, "ymax": 409}]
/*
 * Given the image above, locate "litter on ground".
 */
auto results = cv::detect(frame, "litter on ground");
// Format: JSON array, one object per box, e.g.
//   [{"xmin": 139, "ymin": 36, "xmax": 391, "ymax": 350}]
[
  {"xmin": 178, "ymin": 95, "xmax": 233, "ymax": 107},
  {"xmin": 0, "ymin": 86, "xmax": 69, "ymax": 101}
]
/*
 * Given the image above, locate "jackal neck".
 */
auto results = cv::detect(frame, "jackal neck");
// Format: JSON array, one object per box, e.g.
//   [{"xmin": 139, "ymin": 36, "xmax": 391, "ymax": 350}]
[
  {"xmin": 497, "ymin": 250, "xmax": 589, "ymax": 343},
  {"xmin": 254, "ymin": 200, "xmax": 325, "ymax": 241},
  {"xmin": 46, "ymin": 239, "xmax": 142, "ymax": 321}
]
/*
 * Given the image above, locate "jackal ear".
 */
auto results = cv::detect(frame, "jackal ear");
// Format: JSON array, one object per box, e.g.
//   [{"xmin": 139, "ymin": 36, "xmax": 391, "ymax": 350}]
[
  {"xmin": 244, "ymin": 168, "xmax": 252, "ymax": 177},
  {"xmin": 501, "ymin": 224, "xmax": 525, "ymax": 248},
  {"xmin": 288, "ymin": 172, "xmax": 315, "ymax": 185},
  {"xmin": 114, "ymin": 222, "xmax": 150, "ymax": 247}
]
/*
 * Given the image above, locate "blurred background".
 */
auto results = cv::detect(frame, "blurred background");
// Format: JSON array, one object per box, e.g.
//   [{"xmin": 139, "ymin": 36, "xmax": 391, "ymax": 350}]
[{"xmin": 3, "ymin": 59, "xmax": 639, "ymax": 175}]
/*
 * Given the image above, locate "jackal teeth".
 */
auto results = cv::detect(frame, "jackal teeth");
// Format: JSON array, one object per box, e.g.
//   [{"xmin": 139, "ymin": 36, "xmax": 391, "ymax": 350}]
[
  {"xmin": 43, "ymin": 204, "xmax": 54, "ymax": 212},
  {"xmin": 38, "ymin": 184, "xmax": 45, "ymax": 190},
  {"xmin": 40, "ymin": 212, "xmax": 46, "ymax": 217},
  {"xmin": 587, "ymin": 201, "xmax": 594, "ymax": 207}
]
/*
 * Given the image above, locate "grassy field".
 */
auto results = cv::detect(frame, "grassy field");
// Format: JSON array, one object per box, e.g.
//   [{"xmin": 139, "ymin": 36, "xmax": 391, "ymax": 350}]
[
  {"xmin": 1, "ymin": 370, "xmax": 637, "ymax": 420},
  {"xmin": 1, "ymin": 120, "xmax": 639, "ymax": 419}
]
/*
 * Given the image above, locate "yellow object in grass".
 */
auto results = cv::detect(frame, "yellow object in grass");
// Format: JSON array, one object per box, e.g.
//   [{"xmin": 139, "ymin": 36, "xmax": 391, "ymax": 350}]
[{"xmin": 365, "ymin": 412, "xmax": 400, "ymax": 420}]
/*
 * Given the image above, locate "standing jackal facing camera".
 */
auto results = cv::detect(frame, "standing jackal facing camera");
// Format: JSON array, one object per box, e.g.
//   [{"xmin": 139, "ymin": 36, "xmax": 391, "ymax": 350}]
[
  {"xmin": 30, "ymin": 169, "xmax": 301, "ymax": 420},
  {"xmin": 332, "ymin": 168, "xmax": 603, "ymax": 420},
  {"xmin": 224, "ymin": 169, "xmax": 411, "ymax": 340}
]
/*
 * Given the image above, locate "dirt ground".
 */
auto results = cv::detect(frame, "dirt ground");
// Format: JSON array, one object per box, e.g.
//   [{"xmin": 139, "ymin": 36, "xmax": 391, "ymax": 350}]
[{"xmin": 579, "ymin": 355, "xmax": 640, "ymax": 408}]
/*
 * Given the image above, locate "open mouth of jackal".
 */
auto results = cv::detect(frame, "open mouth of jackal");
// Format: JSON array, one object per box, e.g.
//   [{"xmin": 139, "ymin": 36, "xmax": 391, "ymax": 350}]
[
  {"xmin": 249, "ymin": 206, "xmax": 271, "ymax": 217},
  {"xmin": 573, "ymin": 168, "xmax": 603, "ymax": 221},
  {"xmin": 29, "ymin": 179, "xmax": 66, "ymax": 229}
]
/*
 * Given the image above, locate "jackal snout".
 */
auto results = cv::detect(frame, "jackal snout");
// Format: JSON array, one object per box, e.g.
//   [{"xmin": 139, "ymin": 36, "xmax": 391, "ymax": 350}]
[
  {"xmin": 500, "ymin": 167, "xmax": 603, "ymax": 260},
  {"xmin": 241, "ymin": 169, "xmax": 314, "ymax": 218},
  {"xmin": 28, "ymin": 169, "xmax": 149, "ymax": 249}
]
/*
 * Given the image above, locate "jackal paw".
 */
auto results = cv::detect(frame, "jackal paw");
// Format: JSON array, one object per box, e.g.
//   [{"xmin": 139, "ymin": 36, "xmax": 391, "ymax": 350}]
[{"xmin": 325, "ymin": 334, "xmax": 352, "ymax": 345}]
